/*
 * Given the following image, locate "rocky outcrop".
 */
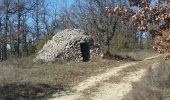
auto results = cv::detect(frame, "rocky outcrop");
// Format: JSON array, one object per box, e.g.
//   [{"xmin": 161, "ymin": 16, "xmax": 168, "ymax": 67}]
[{"xmin": 34, "ymin": 29, "xmax": 100, "ymax": 63}]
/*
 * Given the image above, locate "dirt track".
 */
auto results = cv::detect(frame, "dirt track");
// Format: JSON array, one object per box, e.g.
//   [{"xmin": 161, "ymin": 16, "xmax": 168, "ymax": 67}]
[{"xmin": 49, "ymin": 55, "xmax": 162, "ymax": 100}]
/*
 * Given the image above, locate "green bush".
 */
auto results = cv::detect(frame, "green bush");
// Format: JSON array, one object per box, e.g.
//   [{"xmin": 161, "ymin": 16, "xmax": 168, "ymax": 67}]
[
  {"xmin": 35, "ymin": 34, "xmax": 53, "ymax": 52},
  {"xmin": 110, "ymin": 33, "xmax": 138, "ymax": 53},
  {"xmin": 27, "ymin": 42, "xmax": 36, "ymax": 55}
]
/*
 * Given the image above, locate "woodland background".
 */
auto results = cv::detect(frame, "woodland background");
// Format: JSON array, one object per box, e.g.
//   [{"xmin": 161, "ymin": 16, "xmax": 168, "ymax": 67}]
[{"xmin": 0, "ymin": 0, "xmax": 154, "ymax": 61}]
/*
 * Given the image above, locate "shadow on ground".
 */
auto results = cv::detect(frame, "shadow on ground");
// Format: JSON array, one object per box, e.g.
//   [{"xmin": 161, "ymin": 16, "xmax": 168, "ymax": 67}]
[
  {"xmin": 0, "ymin": 82, "xmax": 71, "ymax": 100},
  {"xmin": 103, "ymin": 52, "xmax": 138, "ymax": 61}
]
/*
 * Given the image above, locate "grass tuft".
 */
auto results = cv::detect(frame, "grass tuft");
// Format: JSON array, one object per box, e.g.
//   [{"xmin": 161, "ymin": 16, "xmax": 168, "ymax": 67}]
[{"xmin": 123, "ymin": 59, "xmax": 170, "ymax": 100}]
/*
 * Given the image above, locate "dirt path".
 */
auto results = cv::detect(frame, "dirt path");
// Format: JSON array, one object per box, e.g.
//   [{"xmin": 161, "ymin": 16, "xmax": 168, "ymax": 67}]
[{"xmin": 49, "ymin": 55, "xmax": 162, "ymax": 100}]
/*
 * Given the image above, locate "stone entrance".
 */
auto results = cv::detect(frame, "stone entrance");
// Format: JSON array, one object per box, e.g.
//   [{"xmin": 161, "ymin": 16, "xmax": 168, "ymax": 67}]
[{"xmin": 80, "ymin": 42, "xmax": 90, "ymax": 62}]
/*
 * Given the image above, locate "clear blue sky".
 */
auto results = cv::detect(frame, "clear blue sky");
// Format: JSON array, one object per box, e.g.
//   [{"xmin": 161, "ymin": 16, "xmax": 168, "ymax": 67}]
[
  {"xmin": 27, "ymin": 0, "xmax": 75, "ymax": 25},
  {"xmin": 48, "ymin": 0, "xmax": 75, "ymax": 8},
  {"xmin": 46, "ymin": 0, "xmax": 75, "ymax": 15}
]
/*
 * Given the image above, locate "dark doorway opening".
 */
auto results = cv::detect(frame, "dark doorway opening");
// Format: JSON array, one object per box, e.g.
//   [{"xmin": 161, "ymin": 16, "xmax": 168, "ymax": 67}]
[{"xmin": 80, "ymin": 42, "xmax": 90, "ymax": 62}]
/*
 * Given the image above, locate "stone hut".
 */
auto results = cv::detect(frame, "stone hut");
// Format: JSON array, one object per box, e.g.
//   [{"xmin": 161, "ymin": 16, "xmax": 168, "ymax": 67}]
[{"xmin": 34, "ymin": 29, "xmax": 100, "ymax": 63}]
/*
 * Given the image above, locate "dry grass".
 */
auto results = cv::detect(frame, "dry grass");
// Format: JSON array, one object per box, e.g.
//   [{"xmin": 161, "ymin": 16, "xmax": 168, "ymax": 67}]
[
  {"xmin": 105, "ymin": 60, "xmax": 155, "ymax": 84},
  {"xmin": 80, "ymin": 83, "xmax": 103, "ymax": 100},
  {"xmin": 0, "ymin": 50, "xmax": 158, "ymax": 99},
  {"xmin": 0, "ymin": 57, "xmax": 124, "ymax": 100},
  {"xmin": 123, "ymin": 59, "xmax": 170, "ymax": 100},
  {"xmin": 78, "ymin": 57, "xmax": 158, "ymax": 100},
  {"xmin": 113, "ymin": 50, "xmax": 158, "ymax": 61}
]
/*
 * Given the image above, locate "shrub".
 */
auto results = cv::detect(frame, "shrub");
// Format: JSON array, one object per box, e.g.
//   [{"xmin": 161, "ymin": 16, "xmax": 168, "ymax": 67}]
[
  {"xmin": 124, "ymin": 60, "xmax": 170, "ymax": 100},
  {"xmin": 35, "ymin": 34, "xmax": 53, "ymax": 52}
]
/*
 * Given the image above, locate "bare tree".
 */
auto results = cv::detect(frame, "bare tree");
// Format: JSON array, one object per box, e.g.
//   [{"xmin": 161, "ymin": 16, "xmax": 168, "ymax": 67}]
[
  {"xmin": 0, "ymin": 0, "xmax": 12, "ymax": 60},
  {"xmin": 71, "ymin": 0, "xmax": 130, "ymax": 55}
]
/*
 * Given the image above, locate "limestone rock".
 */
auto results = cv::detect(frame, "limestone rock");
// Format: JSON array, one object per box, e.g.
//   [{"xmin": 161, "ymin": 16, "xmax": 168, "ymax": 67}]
[{"xmin": 34, "ymin": 29, "xmax": 100, "ymax": 63}]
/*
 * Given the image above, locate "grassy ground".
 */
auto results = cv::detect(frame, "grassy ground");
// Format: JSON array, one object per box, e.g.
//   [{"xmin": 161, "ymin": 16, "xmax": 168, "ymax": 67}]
[
  {"xmin": 111, "ymin": 50, "xmax": 158, "ymax": 60},
  {"xmin": 0, "ymin": 50, "xmax": 158, "ymax": 100},
  {"xmin": 81, "ymin": 56, "xmax": 160, "ymax": 100},
  {"xmin": 123, "ymin": 59, "xmax": 170, "ymax": 100},
  {"xmin": 105, "ymin": 59, "xmax": 156, "ymax": 84},
  {"xmin": 0, "ymin": 56, "xmax": 125, "ymax": 100}
]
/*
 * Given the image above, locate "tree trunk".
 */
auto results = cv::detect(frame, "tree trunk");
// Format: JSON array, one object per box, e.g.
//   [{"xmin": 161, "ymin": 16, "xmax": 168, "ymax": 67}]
[
  {"xmin": 17, "ymin": 8, "xmax": 21, "ymax": 57},
  {"xmin": 0, "ymin": 16, "xmax": 2, "ymax": 61},
  {"xmin": 2, "ymin": 5, "xmax": 9, "ymax": 60},
  {"xmin": 21, "ymin": 15, "xmax": 28, "ymax": 57},
  {"xmin": 35, "ymin": 0, "xmax": 40, "ymax": 40}
]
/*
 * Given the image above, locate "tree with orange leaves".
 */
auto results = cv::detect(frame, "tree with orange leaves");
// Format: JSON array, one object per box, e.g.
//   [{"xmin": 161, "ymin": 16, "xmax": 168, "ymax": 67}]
[{"xmin": 106, "ymin": 0, "xmax": 170, "ymax": 59}]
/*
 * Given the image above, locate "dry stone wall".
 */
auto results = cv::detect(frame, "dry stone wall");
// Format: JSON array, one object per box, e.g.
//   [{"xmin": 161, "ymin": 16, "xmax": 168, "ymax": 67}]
[{"xmin": 34, "ymin": 29, "xmax": 100, "ymax": 63}]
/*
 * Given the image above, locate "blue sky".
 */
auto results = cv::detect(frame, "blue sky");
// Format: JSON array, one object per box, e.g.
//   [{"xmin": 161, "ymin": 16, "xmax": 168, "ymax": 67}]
[
  {"xmin": 45, "ymin": 0, "xmax": 75, "ymax": 16},
  {"xmin": 48, "ymin": 0, "xmax": 75, "ymax": 8}
]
